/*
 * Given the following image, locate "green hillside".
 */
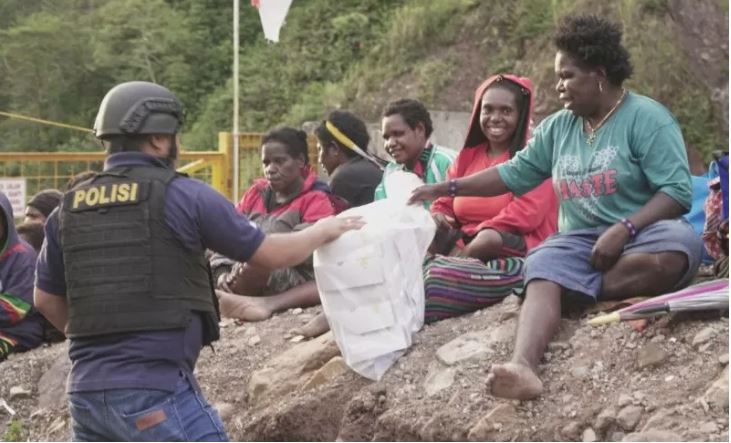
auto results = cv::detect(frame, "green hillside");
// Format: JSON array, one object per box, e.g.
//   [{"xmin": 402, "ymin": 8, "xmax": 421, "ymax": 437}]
[{"xmin": 0, "ymin": 0, "xmax": 727, "ymax": 160}]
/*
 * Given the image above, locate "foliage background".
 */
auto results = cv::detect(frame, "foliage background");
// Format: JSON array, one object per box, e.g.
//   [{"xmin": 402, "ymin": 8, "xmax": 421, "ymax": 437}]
[{"xmin": 0, "ymin": 0, "xmax": 727, "ymax": 159}]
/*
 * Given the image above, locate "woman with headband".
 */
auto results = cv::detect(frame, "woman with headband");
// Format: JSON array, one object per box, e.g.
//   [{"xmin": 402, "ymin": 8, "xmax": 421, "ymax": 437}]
[{"xmin": 315, "ymin": 110, "xmax": 384, "ymax": 208}]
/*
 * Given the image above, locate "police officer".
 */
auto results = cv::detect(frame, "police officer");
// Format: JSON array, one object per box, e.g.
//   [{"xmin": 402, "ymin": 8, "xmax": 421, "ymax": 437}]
[{"xmin": 34, "ymin": 81, "xmax": 362, "ymax": 441}]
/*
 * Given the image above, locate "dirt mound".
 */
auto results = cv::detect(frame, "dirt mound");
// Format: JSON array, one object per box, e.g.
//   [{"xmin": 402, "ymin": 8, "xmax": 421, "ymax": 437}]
[{"xmin": 1, "ymin": 296, "xmax": 727, "ymax": 441}]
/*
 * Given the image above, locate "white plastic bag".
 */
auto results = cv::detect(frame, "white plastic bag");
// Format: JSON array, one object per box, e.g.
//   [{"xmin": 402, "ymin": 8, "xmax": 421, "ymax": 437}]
[{"xmin": 314, "ymin": 171, "xmax": 436, "ymax": 380}]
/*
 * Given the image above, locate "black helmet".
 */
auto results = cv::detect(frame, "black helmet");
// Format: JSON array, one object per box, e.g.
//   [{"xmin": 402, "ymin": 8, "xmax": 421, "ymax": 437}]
[{"xmin": 93, "ymin": 81, "xmax": 184, "ymax": 139}]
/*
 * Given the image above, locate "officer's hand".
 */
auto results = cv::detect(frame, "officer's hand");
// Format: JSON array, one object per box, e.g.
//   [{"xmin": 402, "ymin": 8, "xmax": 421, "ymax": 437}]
[
  {"xmin": 408, "ymin": 183, "xmax": 447, "ymax": 205},
  {"xmin": 314, "ymin": 215, "xmax": 365, "ymax": 243}
]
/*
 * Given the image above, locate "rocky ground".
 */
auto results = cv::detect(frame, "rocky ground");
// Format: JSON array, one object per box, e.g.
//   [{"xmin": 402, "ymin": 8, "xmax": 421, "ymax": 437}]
[{"xmin": 0, "ymin": 296, "xmax": 728, "ymax": 442}]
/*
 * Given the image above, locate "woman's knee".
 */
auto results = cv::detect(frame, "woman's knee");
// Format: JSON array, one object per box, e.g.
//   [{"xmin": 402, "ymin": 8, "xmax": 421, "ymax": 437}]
[
  {"xmin": 465, "ymin": 229, "xmax": 503, "ymax": 259},
  {"xmin": 603, "ymin": 252, "xmax": 688, "ymax": 298}
]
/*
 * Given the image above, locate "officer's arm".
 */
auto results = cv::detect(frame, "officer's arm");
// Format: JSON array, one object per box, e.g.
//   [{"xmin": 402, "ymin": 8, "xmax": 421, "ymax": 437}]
[
  {"xmin": 248, "ymin": 215, "xmax": 364, "ymax": 269},
  {"xmin": 34, "ymin": 288, "xmax": 68, "ymax": 332}
]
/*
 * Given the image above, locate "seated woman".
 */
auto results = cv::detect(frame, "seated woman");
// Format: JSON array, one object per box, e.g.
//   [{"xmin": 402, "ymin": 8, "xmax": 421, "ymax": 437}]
[
  {"xmin": 374, "ymin": 98, "xmax": 455, "ymax": 207},
  {"xmin": 0, "ymin": 192, "xmax": 43, "ymax": 360},
  {"xmin": 315, "ymin": 110, "xmax": 384, "ymax": 207},
  {"xmin": 423, "ymin": 74, "xmax": 558, "ymax": 323},
  {"xmin": 213, "ymin": 127, "xmax": 338, "ymax": 321},
  {"xmin": 411, "ymin": 15, "xmax": 703, "ymax": 400}
]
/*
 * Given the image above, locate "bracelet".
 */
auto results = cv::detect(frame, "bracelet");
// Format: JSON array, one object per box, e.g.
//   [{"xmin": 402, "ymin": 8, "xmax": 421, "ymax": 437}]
[
  {"xmin": 447, "ymin": 179, "xmax": 458, "ymax": 197},
  {"xmin": 619, "ymin": 218, "xmax": 637, "ymax": 238}
]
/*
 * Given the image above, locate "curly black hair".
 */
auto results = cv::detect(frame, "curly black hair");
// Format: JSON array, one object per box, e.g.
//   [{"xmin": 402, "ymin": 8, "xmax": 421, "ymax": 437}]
[
  {"xmin": 382, "ymin": 98, "xmax": 433, "ymax": 138},
  {"xmin": 554, "ymin": 14, "xmax": 633, "ymax": 86},
  {"xmin": 315, "ymin": 110, "xmax": 370, "ymax": 159},
  {"xmin": 262, "ymin": 127, "xmax": 309, "ymax": 164}
]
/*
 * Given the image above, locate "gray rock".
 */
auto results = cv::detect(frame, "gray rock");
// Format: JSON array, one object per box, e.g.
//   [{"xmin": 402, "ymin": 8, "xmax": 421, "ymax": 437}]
[
  {"xmin": 692, "ymin": 327, "xmax": 716, "ymax": 347},
  {"xmin": 623, "ymin": 429, "xmax": 681, "ymax": 441},
  {"xmin": 699, "ymin": 421, "xmax": 718, "ymax": 433},
  {"xmin": 247, "ymin": 332, "xmax": 339, "ymax": 406},
  {"xmin": 214, "ymin": 402, "xmax": 236, "ymax": 420},
  {"xmin": 718, "ymin": 353, "xmax": 729, "ymax": 365},
  {"xmin": 610, "ymin": 431, "xmax": 626, "ymax": 442},
  {"xmin": 37, "ymin": 355, "xmax": 72, "ymax": 411},
  {"xmin": 467, "ymin": 403, "xmax": 520, "ymax": 441},
  {"xmin": 637, "ymin": 343, "xmax": 668, "ymax": 369},
  {"xmin": 8, "ymin": 386, "xmax": 31, "ymax": 400},
  {"xmin": 571, "ymin": 366, "xmax": 591, "ymax": 379},
  {"xmin": 617, "ymin": 394, "xmax": 633, "ymax": 407},
  {"xmin": 436, "ymin": 331, "xmax": 492, "ymax": 365},
  {"xmin": 423, "ymin": 367, "xmax": 456, "ymax": 397},
  {"xmin": 616, "ymin": 405, "xmax": 643, "ymax": 431},
  {"xmin": 702, "ymin": 365, "xmax": 729, "ymax": 410},
  {"xmin": 594, "ymin": 406, "xmax": 617, "ymax": 432},
  {"xmin": 547, "ymin": 341, "xmax": 571, "ymax": 352},
  {"xmin": 560, "ymin": 421, "xmax": 582, "ymax": 440},
  {"xmin": 582, "ymin": 427, "xmax": 597, "ymax": 442}
]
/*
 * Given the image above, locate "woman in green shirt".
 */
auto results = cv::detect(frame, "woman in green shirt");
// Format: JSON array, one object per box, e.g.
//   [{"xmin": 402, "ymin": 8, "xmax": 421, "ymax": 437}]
[
  {"xmin": 410, "ymin": 15, "xmax": 702, "ymax": 401},
  {"xmin": 374, "ymin": 98, "xmax": 455, "ymax": 206}
]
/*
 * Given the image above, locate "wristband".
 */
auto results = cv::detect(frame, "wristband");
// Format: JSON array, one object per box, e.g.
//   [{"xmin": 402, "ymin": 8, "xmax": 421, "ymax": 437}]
[
  {"xmin": 619, "ymin": 218, "xmax": 637, "ymax": 238},
  {"xmin": 447, "ymin": 179, "xmax": 458, "ymax": 197}
]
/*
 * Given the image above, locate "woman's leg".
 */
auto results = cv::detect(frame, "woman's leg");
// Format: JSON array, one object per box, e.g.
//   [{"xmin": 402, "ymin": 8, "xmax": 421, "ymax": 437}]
[
  {"xmin": 461, "ymin": 229, "xmax": 526, "ymax": 262},
  {"xmin": 460, "ymin": 229, "xmax": 504, "ymax": 261},
  {"xmin": 217, "ymin": 281, "xmax": 320, "ymax": 322},
  {"xmin": 601, "ymin": 219, "xmax": 702, "ymax": 299},
  {"xmin": 226, "ymin": 263, "xmax": 271, "ymax": 296},
  {"xmin": 487, "ymin": 279, "xmax": 562, "ymax": 400},
  {"xmin": 601, "ymin": 252, "xmax": 688, "ymax": 299}
]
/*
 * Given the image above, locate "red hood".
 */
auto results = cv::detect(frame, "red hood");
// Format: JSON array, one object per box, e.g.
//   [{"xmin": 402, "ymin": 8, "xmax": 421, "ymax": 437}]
[{"xmin": 462, "ymin": 74, "xmax": 534, "ymax": 151}]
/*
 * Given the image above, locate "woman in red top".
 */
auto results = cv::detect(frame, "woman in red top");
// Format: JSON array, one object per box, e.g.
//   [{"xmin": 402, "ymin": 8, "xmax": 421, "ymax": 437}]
[
  {"xmin": 213, "ymin": 127, "xmax": 339, "ymax": 321},
  {"xmin": 424, "ymin": 74, "xmax": 558, "ymax": 323},
  {"xmin": 430, "ymin": 74, "xmax": 557, "ymax": 259}
]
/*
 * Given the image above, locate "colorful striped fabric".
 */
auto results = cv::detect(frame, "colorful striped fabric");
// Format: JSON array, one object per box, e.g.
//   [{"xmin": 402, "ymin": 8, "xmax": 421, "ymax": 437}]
[
  {"xmin": 0, "ymin": 292, "xmax": 31, "ymax": 327},
  {"xmin": 424, "ymin": 255, "xmax": 525, "ymax": 324},
  {"xmin": 0, "ymin": 332, "xmax": 18, "ymax": 360}
]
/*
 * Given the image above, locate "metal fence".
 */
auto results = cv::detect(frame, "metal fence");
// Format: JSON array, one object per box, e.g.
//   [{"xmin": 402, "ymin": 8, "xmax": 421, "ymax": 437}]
[{"xmin": 0, "ymin": 132, "xmax": 319, "ymax": 204}]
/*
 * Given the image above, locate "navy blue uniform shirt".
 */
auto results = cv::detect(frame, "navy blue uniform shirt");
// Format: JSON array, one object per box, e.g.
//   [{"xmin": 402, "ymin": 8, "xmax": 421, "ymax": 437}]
[{"xmin": 36, "ymin": 152, "xmax": 265, "ymax": 393}]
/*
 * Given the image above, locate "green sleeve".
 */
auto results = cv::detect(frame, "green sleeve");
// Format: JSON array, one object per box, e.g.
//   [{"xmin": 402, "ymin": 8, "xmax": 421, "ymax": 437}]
[
  {"xmin": 497, "ymin": 118, "xmax": 554, "ymax": 196},
  {"xmin": 373, "ymin": 177, "xmax": 386, "ymax": 201},
  {"xmin": 634, "ymin": 120, "xmax": 692, "ymax": 210}
]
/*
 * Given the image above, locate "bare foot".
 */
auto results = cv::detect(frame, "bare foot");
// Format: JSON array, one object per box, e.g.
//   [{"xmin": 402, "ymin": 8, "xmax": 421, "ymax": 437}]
[
  {"xmin": 292, "ymin": 312, "xmax": 330, "ymax": 338},
  {"xmin": 486, "ymin": 362, "xmax": 543, "ymax": 400},
  {"xmin": 216, "ymin": 290, "xmax": 273, "ymax": 322}
]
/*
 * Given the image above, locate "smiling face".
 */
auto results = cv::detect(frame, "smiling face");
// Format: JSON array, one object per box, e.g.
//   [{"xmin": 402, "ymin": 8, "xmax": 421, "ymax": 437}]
[
  {"xmin": 381, "ymin": 113, "xmax": 426, "ymax": 166},
  {"xmin": 554, "ymin": 50, "xmax": 603, "ymax": 117},
  {"xmin": 479, "ymin": 86, "xmax": 520, "ymax": 151},
  {"xmin": 262, "ymin": 141, "xmax": 305, "ymax": 194}
]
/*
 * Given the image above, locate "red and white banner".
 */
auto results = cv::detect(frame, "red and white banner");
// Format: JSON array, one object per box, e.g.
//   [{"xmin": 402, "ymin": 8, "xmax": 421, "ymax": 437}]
[{"xmin": 251, "ymin": 0, "xmax": 293, "ymax": 43}]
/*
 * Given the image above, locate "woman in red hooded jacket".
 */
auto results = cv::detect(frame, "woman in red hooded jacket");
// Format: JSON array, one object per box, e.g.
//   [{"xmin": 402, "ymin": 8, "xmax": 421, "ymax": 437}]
[{"xmin": 424, "ymin": 74, "xmax": 558, "ymax": 323}]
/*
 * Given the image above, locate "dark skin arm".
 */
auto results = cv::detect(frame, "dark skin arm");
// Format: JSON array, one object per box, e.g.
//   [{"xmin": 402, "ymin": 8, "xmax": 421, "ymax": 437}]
[
  {"xmin": 408, "ymin": 167, "xmax": 511, "ymax": 204},
  {"xmin": 591, "ymin": 192, "xmax": 687, "ymax": 271}
]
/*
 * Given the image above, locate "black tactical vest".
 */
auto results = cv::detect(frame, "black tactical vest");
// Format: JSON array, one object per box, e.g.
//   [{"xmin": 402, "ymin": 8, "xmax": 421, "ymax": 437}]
[{"xmin": 59, "ymin": 165, "xmax": 219, "ymax": 343}]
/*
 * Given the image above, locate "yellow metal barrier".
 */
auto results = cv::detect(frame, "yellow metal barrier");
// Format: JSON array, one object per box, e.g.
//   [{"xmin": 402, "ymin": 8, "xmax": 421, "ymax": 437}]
[{"xmin": 0, "ymin": 132, "xmax": 318, "ymax": 204}]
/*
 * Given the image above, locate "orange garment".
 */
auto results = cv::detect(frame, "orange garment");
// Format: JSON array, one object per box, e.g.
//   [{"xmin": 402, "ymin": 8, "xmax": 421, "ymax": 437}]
[{"xmin": 452, "ymin": 150, "xmax": 512, "ymax": 224}]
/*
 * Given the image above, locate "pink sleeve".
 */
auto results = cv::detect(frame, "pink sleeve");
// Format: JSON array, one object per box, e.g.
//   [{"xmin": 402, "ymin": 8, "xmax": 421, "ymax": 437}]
[{"xmin": 477, "ymin": 179, "xmax": 555, "ymax": 234}]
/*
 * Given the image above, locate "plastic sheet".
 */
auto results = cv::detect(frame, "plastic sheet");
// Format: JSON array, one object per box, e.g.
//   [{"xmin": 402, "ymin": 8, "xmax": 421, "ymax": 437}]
[{"xmin": 314, "ymin": 171, "xmax": 436, "ymax": 380}]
